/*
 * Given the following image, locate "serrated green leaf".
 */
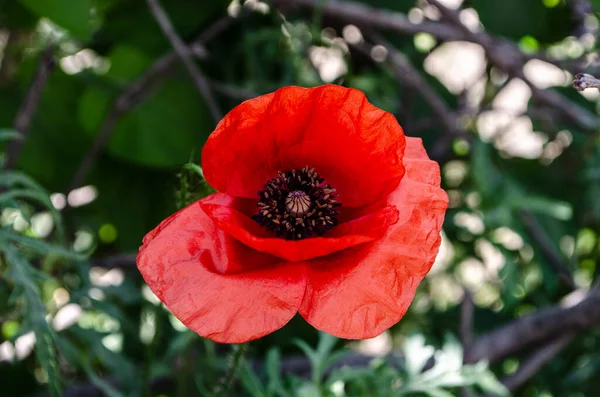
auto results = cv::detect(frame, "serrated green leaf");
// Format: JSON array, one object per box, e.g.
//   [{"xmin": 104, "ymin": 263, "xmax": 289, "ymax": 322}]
[
  {"xmin": 0, "ymin": 170, "xmax": 48, "ymax": 191},
  {"xmin": 0, "ymin": 228, "xmax": 85, "ymax": 260},
  {"xmin": 3, "ymin": 244, "xmax": 62, "ymax": 397}
]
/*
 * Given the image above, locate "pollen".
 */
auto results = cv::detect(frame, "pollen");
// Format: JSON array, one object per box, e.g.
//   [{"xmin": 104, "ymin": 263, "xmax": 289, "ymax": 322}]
[{"xmin": 252, "ymin": 167, "xmax": 341, "ymax": 240}]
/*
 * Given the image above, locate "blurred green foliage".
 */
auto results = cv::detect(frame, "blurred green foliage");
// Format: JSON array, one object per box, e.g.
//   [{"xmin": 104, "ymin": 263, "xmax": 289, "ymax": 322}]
[{"xmin": 1, "ymin": 0, "xmax": 600, "ymax": 396}]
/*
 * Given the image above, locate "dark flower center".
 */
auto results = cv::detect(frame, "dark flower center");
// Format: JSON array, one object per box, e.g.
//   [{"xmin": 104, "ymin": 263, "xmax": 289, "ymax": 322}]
[{"xmin": 253, "ymin": 167, "xmax": 341, "ymax": 240}]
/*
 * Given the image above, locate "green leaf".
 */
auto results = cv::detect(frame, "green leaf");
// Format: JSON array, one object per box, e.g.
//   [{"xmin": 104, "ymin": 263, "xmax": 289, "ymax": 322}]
[
  {"xmin": 293, "ymin": 331, "xmax": 348, "ymax": 388},
  {"xmin": 104, "ymin": 44, "xmax": 153, "ymax": 83},
  {"xmin": 422, "ymin": 388, "xmax": 455, "ymax": 397},
  {"xmin": 471, "ymin": 138, "xmax": 503, "ymax": 201},
  {"xmin": 508, "ymin": 195, "xmax": 573, "ymax": 221},
  {"xmin": 471, "ymin": 0, "xmax": 574, "ymax": 43},
  {"xmin": 78, "ymin": 80, "xmax": 212, "ymax": 168},
  {"xmin": 0, "ymin": 170, "xmax": 49, "ymax": 191},
  {"xmin": 403, "ymin": 334, "xmax": 435, "ymax": 376},
  {"xmin": 0, "ymin": 129, "xmax": 22, "ymax": 142},
  {"xmin": 0, "ymin": 171, "xmax": 67, "ymax": 241},
  {"xmin": 238, "ymin": 361, "xmax": 268, "ymax": 397},
  {"xmin": 19, "ymin": 0, "xmax": 92, "ymax": 39},
  {"xmin": 3, "ymin": 244, "xmax": 62, "ymax": 396},
  {"xmin": 0, "ymin": 228, "xmax": 86, "ymax": 260},
  {"xmin": 182, "ymin": 163, "xmax": 205, "ymax": 179},
  {"xmin": 477, "ymin": 371, "xmax": 510, "ymax": 396},
  {"xmin": 266, "ymin": 348, "xmax": 291, "ymax": 397},
  {"xmin": 0, "ymin": 188, "xmax": 52, "ymax": 209}
]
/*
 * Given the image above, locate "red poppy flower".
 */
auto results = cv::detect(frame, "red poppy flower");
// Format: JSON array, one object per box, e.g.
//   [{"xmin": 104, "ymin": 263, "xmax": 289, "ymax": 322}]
[{"xmin": 136, "ymin": 85, "xmax": 448, "ymax": 343}]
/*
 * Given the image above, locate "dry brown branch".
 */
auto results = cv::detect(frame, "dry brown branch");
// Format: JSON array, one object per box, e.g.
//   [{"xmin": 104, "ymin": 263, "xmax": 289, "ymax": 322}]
[
  {"xmin": 500, "ymin": 334, "xmax": 574, "ymax": 391},
  {"xmin": 269, "ymin": 0, "xmax": 467, "ymax": 41},
  {"xmin": 67, "ymin": 17, "xmax": 235, "ymax": 192},
  {"xmin": 466, "ymin": 287, "xmax": 600, "ymax": 364},
  {"xmin": 460, "ymin": 291, "xmax": 474, "ymax": 354},
  {"xmin": 425, "ymin": 0, "xmax": 599, "ymax": 131},
  {"xmin": 519, "ymin": 209, "xmax": 576, "ymax": 289},
  {"xmin": 4, "ymin": 45, "xmax": 55, "ymax": 170},
  {"xmin": 271, "ymin": 0, "xmax": 599, "ymax": 131},
  {"xmin": 146, "ymin": 0, "xmax": 221, "ymax": 123},
  {"xmin": 573, "ymin": 73, "xmax": 600, "ymax": 91},
  {"xmin": 351, "ymin": 37, "xmax": 464, "ymax": 161}
]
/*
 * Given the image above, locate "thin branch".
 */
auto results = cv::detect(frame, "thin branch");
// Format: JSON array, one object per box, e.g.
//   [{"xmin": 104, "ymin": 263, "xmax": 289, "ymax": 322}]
[
  {"xmin": 147, "ymin": 0, "xmax": 222, "ymax": 123},
  {"xmin": 276, "ymin": 0, "xmax": 599, "ymax": 131},
  {"xmin": 92, "ymin": 253, "xmax": 137, "ymax": 269},
  {"xmin": 59, "ymin": 352, "xmax": 405, "ymax": 397},
  {"xmin": 67, "ymin": 17, "xmax": 235, "ymax": 192},
  {"xmin": 565, "ymin": 0, "xmax": 595, "ymax": 37},
  {"xmin": 268, "ymin": 0, "xmax": 467, "ymax": 41},
  {"xmin": 459, "ymin": 291, "xmax": 474, "ymax": 354},
  {"xmin": 466, "ymin": 287, "xmax": 600, "ymax": 364},
  {"xmin": 273, "ymin": 0, "xmax": 600, "ymax": 137},
  {"xmin": 209, "ymin": 81, "xmax": 258, "ymax": 101},
  {"xmin": 4, "ymin": 45, "xmax": 55, "ymax": 170},
  {"xmin": 425, "ymin": 0, "xmax": 600, "ymax": 131},
  {"xmin": 518, "ymin": 209, "xmax": 576, "ymax": 289},
  {"xmin": 500, "ymin": 334, "xmax": 574, "ymax": 392},
  {"xmin": 352, "ymin": 37, "xmax": 464, "ymax": 156},
  {"xmin": 572, "ymin": 73, "xmax": 600, "ymax": 91},
  {"xmin": 381, "ymin": 39, "xmax": 463, "ymax": 137}
]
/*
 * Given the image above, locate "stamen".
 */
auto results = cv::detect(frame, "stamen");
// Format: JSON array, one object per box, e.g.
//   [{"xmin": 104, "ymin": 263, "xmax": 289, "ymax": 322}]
[
  {"xmin": 252, "ymin": 167, "xmax": 341, "ymax": 240},
  {"xmin": 285, "ymin": 191, "xmax": 311, "ymax": 217}
]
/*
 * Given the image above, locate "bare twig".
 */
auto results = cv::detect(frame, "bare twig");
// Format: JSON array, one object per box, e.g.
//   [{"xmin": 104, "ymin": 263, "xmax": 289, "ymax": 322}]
[
  {"xmin": 67, "ymin": 17, "xmax": 235, "ymax": 192},
  {"xmin": 565, "ymin": 0, "xmax": 595, "ymax": 37},
  {"xmin": 500, "ymin": 334, "xmax": 574, "ymax": 391},
  {"xmin": 92, "ymin": 253, "xmax": 137, "ymax": 269},
  {"xmin": 518, "ymin": 210, "xmax": 576, "ymax": 289},
  {"xmin": 572, "ymin": 73, "xmax": 600, "ymax": 91},
  {"xmin": 269, "ymin": 0, "xmax": 467, "ymax": 40},
  {"xmin": 382, "ymin": 40, "xmax": 462, "ymax": 137},
  {"xmin": 147, "ymin": 0, "xmax": 222, "ymax": 123},
  {"xmin": 273, "ymin": 0, "xmax": 600, "ymax": 133},
  {"xmin": 459, "ymin": 291, "xmax": 474, "ymax": 354},
  {"xmin": 209, "ymin": 81, "xmax": 258, "ymax": 101},
  {"xmin": 424, "ymin": 0, "xmax": 600, "ymax": 131},
  {"xmin": 466, "ymin": 287, "xmax": 600, "ymax": 364},
  {"xmin": 352, "ymin": 37, "xmax": 464, "ymax": 160},
  {"xmin": 4, "ymin": 45, "xmax": 55, "ymax": 170}
]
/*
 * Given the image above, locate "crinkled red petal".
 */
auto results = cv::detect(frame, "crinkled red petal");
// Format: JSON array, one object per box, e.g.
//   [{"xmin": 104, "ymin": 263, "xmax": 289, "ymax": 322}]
[
  {"xmin": 201, "ymin": 85, "xmax": 406, "ymax": 208},
  {"xmin": 201, "ymin": 193, "xmax": 400, "ymax": 261},
  {"xmin": 136, "ymin": 200, "xmax": 307, "ymax": 343},
  {"xmin": 298, "ymin": 137, "xmax": 448, "ymax": 339}
]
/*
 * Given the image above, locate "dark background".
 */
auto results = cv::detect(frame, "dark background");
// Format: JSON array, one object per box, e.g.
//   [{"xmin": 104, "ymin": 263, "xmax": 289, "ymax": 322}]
[{"xmin": 1, "ymin": 0, "xmax": 600, "ymax": 396}]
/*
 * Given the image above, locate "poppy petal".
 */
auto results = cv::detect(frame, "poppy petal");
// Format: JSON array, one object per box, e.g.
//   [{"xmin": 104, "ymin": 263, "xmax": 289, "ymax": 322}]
[
  {"xmin": 201, "ymin": 197, "xmax": 400, "ymax": 261},
  {"xmin": 202, "ymin": 85, "xmax": 406, "ymax": 207},
  {"xmin": 298, "ymin": 137, "xmax": 448, "ymax": 339},
  {"xmin": 137, "ymin": 199, "xmax": 307, "ymax": 343}
]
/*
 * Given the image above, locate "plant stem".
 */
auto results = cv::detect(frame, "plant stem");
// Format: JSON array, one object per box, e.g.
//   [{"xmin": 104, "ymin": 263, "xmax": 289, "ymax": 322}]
[{"xmin": 212, "ymin": 343, "xmax": 249, "ymax": 397}]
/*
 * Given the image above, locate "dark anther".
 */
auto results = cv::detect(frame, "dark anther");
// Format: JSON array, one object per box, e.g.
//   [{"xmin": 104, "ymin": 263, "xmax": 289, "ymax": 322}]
[{"xmin": 253, "ymin": 167, "xmax": 341, "ymax": 240}]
